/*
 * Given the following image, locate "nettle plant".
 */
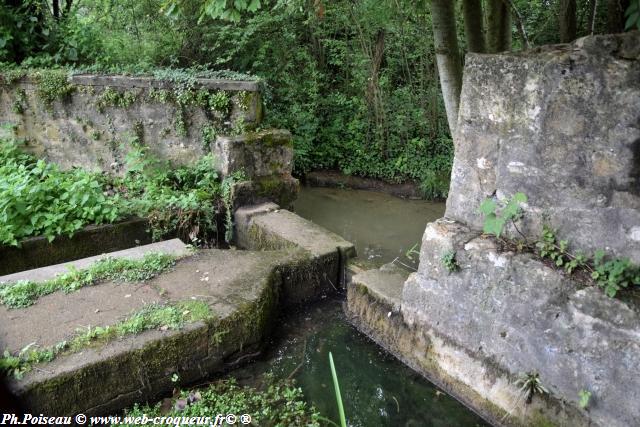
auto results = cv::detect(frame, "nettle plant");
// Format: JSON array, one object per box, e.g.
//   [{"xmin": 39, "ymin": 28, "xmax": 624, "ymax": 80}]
[{"xmin": 478, "ymin": 192, "xmax": 528, "ymax": 238}]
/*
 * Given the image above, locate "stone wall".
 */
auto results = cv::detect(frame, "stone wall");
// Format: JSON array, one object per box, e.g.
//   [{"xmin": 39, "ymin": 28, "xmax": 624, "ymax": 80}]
[
  {"xmin": 400, "ymin": 32, "xmax": 640, "ymax": 427},
  {"xmin": 0, "ymin": 72, "xmax": 277, "ymax": 175},
  {"xmin": 0, "ymin": 70, "xmax": 298, "ymax": 206},
  {"xmin": 446, "ymin": 32, "xmax": 640, "ymax": 262}
]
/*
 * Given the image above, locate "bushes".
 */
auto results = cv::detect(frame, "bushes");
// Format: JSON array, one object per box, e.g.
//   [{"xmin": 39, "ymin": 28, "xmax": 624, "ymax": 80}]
[
  {"xmin": 0, "ymin": 138, "xmax": 120, "ymax": 246},
  {"xmin": 0, "ymin": 137, "xmax": 238, "ymax": 247}
]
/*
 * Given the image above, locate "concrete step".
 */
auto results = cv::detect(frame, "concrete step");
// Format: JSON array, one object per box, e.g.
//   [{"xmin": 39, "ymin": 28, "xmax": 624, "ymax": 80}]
[
  {"xmin": 0, "ymin": 238, "xmax": 190, "ymax": 284},
  {"xmin": 3, "ymin": 249, "xmax": 290, "ymax": 416}
]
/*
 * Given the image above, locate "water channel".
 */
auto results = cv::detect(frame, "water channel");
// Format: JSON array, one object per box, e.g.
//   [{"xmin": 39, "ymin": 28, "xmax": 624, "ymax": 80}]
[{"xmin": 233, "ymin": 186, "xmax": 488, "ymax": 426}]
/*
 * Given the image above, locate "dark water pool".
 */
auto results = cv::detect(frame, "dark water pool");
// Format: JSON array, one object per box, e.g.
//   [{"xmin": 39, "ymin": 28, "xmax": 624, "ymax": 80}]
[{"xmin": 232, "ymin": 187, "xmax": 488, "ymax": 426}]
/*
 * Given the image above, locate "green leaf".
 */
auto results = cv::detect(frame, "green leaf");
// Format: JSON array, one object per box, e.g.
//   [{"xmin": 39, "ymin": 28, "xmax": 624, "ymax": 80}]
[{"xmin": 479, "ymin": 199, "xmax": 497, "ymax": 215}]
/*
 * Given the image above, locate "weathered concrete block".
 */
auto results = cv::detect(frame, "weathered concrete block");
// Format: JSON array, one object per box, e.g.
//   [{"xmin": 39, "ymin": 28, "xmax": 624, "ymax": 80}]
[
  {"xmin": 213, "ymin": 129, "xmax": 293, "ymax": 178},
  {"xmin": 401, "ymin": 220, "xmax": 640, "ymax": 427},
  {"xmin": 446, "ymin": 32, "xmax": 640, "ymax": 262},
  {"xmin": 235, "ymin": 204, "xmax": 356, "ymax": 304}
]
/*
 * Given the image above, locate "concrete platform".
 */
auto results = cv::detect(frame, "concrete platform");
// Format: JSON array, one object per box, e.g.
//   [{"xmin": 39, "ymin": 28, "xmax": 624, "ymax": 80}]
[{"xmin": 2, "ymin": 207, "xmax": 356, "ymax": 416}]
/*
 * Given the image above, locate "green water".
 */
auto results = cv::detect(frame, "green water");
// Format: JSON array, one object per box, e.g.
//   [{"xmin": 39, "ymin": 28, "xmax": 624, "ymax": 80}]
[{"xmin": 233, "ymin": 187, "xmax": 489, "ymax": 426}]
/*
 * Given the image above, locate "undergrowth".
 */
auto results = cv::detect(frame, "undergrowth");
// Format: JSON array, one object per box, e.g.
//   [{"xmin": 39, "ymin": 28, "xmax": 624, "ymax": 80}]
[
  {"xmin": 0, "ymin": 300, "xmax": 211, "ymax": 379},
  {"xmin": 116, "ymin": 375, "xmax": 322, "ymax": 427},
  {"xmin": 0, "ymin": 252, "xmax": 176, "ymax": 308}
]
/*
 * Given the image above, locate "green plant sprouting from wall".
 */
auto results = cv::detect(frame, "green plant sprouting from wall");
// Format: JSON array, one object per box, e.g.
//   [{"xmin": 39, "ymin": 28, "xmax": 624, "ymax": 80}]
[
  {"xmin": 96, "ymin": 87, "xmax": 138, "ymax": 112},
  {"xmin": 0, "ymin": 300, "xmax": 211, "ymax": 379},
  {"xmin": 515, "ymin": 372, "xmax": 548, "ymax": 404},
  {"xmin": 478, "ymin": 193, "xmax": 528, "ymax": 239},
  {"xmin": 31, "ymin": 69, "xmax": 75, "ymax": 109},
  {"xmin": 478, "ymin": 192, "xmax": 640, "ymax": 298},
  {"xmin": 441, "ymin": 250, "xmax": 459, "ymax": 273},
  {"xmin": 0, "ymin": 253, "xmax": 177, "ymax": 308}
]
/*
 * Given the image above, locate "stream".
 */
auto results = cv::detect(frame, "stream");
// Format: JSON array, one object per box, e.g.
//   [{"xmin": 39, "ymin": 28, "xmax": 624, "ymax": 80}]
[{"xmin": 232, "ymin": 186, "xmax": 488, "ymax": 426}]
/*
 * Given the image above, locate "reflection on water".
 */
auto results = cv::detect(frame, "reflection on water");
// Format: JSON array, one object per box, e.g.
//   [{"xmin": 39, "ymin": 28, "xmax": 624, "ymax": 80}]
[
  {"xmin": 231, "ymin": 187, "xmax": 487, "ymax": 426},
  {"xmin": 293, "ymin": 187, "xmax": 445, "ymax": 269}
]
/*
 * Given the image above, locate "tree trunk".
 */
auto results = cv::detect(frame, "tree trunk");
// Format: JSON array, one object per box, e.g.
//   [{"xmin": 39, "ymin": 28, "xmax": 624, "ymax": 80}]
[
  {"xmin": 486, "ymin": 0, "xmax": 512, "ymax": 53},
  {"xmin": 606, "ymin": 0, "xmax": 630, "ymax": 33},
  {"xmin": 462, "ymin": 0, "xmax": 486, "ymax": 53},
  {"xmin": 559, "ymin": 0, "xmax": 577, "ymax": 42},
  {"xmin": 53, "ymin": 0, "xmax": 60, "ymax": 19},
  {"xmin": 430, "ymin": 0, "xmax": 463, "ymax": 135}
]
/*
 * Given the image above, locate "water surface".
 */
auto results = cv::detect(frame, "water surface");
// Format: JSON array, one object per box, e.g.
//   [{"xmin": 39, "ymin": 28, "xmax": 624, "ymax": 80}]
[{"xmin": 294, "ymin": 187, "xmax": 445, "ymax": 268}]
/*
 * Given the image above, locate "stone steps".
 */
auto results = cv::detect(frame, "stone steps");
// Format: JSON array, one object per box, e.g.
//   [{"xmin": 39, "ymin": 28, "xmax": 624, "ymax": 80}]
[{"xmin": 1, "ymin": 206, "xmax": 356, "ymax": 417}]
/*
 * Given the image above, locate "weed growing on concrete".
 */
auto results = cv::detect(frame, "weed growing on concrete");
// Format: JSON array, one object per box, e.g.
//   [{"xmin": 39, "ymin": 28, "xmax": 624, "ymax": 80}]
[
  {"xmin": 578, "ymin": 389, "xmax": 591, "ymax": 409},
  {"xmin": 441, "ymin": 250, "xmax": 459, "ymax": 273},
  {"xmin": 31, "ymin": 70, "xmax": 75, "ymax": 109},
  {"xmin": 0, "ymin": 253, "xmax": 176, "ymax": 308},
  {"xmin": 478, "ymin": 192, "xmax": 527, "ymax": 239},
  {"xmin": 0, "ymin": 300, "xmax": 210, "ymax": 379},
  {"xmin": 478, "ymin": 193, "xmax": 640, "ymax": 298},
  {"xmin": 118, "ymin": 375, "xmax": 322, "ymax": 427},
  {"xmin": 96, "ymin": 87, "xmax": 137, "ymax": 112},
  {"xmin": 516, "ymin": 372, "xmax": 548, "ymax": 404}
]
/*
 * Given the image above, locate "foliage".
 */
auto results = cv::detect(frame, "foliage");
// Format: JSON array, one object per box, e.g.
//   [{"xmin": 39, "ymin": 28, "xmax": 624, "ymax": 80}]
[
  {"xmin": 329, "ymin": 352, "xmax": 347, "ymax": 427},
  {"xmin": 537, "ymin": 225, "xmax": 640, "ymax": 298},
  {"xmin": 591, "ymin": 250, "xmax": 640, "ymax": 298},
  {"xmin": 626, "ymin": 0, "xmax": 640, "ymax": 30},
  {"xmin": 441, "ymin": 250, "xmax": 459, "ymax": 273},
  {"xmin": 515, "ymin": 372, "xmax": 548, "ymax": 404},
  {"xmin": 578, "ymin": 389, "xmax": 592, "ymax": 409},
  {"xmin": 0, "ymin": 137, "xmax": 239, "ymax": 247},
  {"xmin": 116, "ymin": 375, "xmax": 322, "ymax": 427},
  {"xmin": 478, "ymin": 193, "xmax": 527, "ymax": 238},
  {"xmin": 0, "ymin": 137, "xmax": 121, "ymax": 246},
  {"xmin": 0, "ymin": 252, "xmax": 176, "ymax": 308},
  {"xmin": 537, "ymin": 225, "xmax": 587, "ymax": 274},
  {"xmin": 117, "ymin": 143, "xmax": 243, "ymax": 245},
  {"xmin": 31, "ymin": 69, "xmax": 75, "ymax": 108},
  {"xmin": 0, "ymin": 300, "xmax": 210, "ymax": 379}
]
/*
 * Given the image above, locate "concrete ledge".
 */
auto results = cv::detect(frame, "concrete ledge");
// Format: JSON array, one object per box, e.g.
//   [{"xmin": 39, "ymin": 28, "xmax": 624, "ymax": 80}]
[
  {"xmin": 69, "ymin": 74, "xmax": 261, "ymax": 92},
  {"xmin": 4, "ymin": 249, "xmax": 288, "ymax": 415},
  {"xmin": 0, "ymin": 217, "xmax": 152, "ymax": 276},
  {"xmin": 0, "ymin": 238, "xmax": 189, "ymax": 284},
  {"xmin": 235, "ymin": 203, "xmax": 356, "ymax": 305}
]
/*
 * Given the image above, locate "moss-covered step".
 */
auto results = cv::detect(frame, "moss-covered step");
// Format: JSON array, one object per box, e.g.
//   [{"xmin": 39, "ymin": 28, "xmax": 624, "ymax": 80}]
[
  {"xmin": 1, "ymin": 248, "xmax": 295, "ymax": 416},
  {"xmin": 235, "ymin": 203, "xmax": 356, "ymax": 305}
]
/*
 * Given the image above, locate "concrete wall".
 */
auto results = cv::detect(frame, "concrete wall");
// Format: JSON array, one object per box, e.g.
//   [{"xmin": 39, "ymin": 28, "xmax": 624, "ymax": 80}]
[{"xmin": 446, "ymin": 32, "xmax": 640, "ymax": 262}]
